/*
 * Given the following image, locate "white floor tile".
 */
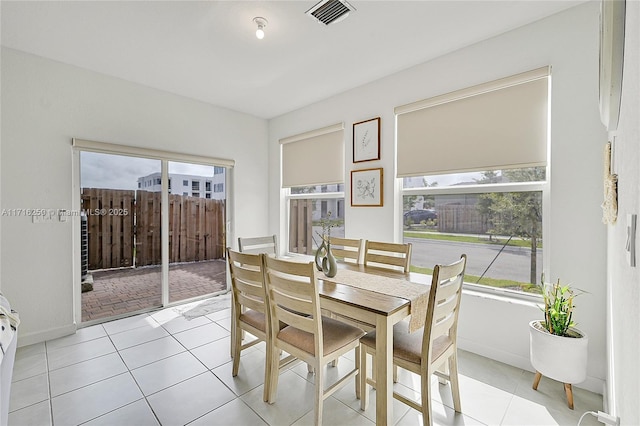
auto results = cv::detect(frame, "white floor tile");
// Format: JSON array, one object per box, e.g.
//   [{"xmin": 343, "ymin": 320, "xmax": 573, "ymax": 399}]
[
  {"xmin": 212, "ymin": 349, "xmax": 268, "ymax": 396},
  {"xmin": 49, "ymin": 352, "xmax": 127, "ymax": 397},
  {"xmin": 241, "ymin": 369, "xmax": 316, "ymax": 426},
  {"xmin": 131, "ymin": 351, "xmax": 207, "ymax": 396},
  {"xmin": 46, "ymin": 336, "xmax": 116, "ymax": 371},
  {"xmin": 46, "ymin": 324, "xmax": 107, "ymax": 350},
  {"xmin": 190, "ymin": 336, "xmax": 236, "ymax": 370},
  {"xmin": 109, "ymin": 323, "xmax": 169, "ymax": 351},
  {"xmin": 12, "ymin": 351, "xmax": 47, "ymax": 382},
  {"xmin": 158, "ymin": 314, "xmax": 212, "ymax": 335},
  {"xmin": 501, "ymin": 393, "xmax": 600, "ymax": 426},
  {"xmin": 188, "ymin": 399, "xmax": 268, "ymax": 426},
  {"xmin": 15, "ymin": 342, "xmax": 45, "ymax": 359},
  {"xmin": 147, "ymin": 372, "xmax": 235, "ymax": 426},
  {"xmin": 172, "ymin": 322, "xmax": 229, "ymax": 350},
  {"xmin": 83, "ymin": 399, "xmax": 160, "ymax": 426},
  {"xmin": 291, "ymin": 397, "xmax": 374, "ymax": 426},
  {"xmin": 9, "ymin": 373, "xmax": 50, "ymax": 412},
  {"xmin": 333, "ymin": 383, "xmax": 411, "ymax": 426},
  {"xmin": 214, "ymin": 316, "xmax": 232, "ymax": 332},
  {"xmin": 119, "ymin": 335, "xmax": 186, "ymax": 370},
  {"xmin": 206, "ymin": 307, "xmax": 231, "ymax": 322},
  {"xmin": 396, "ymin": 400, "xmax": 486, "ymax": 426},
  {"xmin": 51, "ymin": 373, "xmax": 142, "ymax": 425},
  {"xmin": 8, "ymin": 400, "xmax": 52, "ymax": 426},
  {"xmin": 102, "ymin": 314, "xmax": 159, "ymax": 335}
]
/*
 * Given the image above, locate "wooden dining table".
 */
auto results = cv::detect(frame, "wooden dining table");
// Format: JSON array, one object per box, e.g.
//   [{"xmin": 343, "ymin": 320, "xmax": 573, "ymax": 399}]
[{"xmin": 317, "ymin": 263, "xmax": 432, "ymax": 426}]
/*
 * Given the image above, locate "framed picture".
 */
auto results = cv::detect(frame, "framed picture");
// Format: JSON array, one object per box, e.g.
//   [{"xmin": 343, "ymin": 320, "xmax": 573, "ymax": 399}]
[
  {"xmin": 353, "ymin": 117, "xmax": 380, "ymax": 163},
  {"xmin": 351, "ymin": 168, "xmax": 383, "ymax": 207}
]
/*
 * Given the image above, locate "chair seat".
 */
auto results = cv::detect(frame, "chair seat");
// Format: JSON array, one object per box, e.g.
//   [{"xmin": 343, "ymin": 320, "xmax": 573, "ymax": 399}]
[
  {"xmin": 277, "ymin": 317, "xmax": 365, "ymax": 357},
  {"xmin": 360, "ymin": 323, "xmax": 452, "ymax": 365},
  {"xmin": 240, "ymin": 309, "xmax": 286, "ymax": 332}
]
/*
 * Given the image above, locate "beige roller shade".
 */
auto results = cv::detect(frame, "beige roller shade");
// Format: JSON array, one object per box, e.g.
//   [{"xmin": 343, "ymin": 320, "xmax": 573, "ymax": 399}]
[
  {"xmin": 396, "ymin": 67, "xmax": 549, "ymax": 178},
  {"xmin": 281, "ymin": 123, "xmax": 344, "ymax": 188}
]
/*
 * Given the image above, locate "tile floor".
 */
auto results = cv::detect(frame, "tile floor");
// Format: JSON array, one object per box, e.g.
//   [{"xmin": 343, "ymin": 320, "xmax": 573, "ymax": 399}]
[{"xmin": 9, "ymin": 297, "xmax": 603, "ymax": 426}]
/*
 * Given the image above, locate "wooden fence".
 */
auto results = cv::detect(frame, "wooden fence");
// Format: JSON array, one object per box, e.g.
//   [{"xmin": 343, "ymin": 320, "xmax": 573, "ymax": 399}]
[
  {"xmin": 81, "ymin": 188, "xmax": 225, "ymax": 270},
  {"xmin": 437, "ymin": 205, "xmax": 489, "ymax": 234},
  {"xmin": 288, "ymin": 199, "xmax": 313, "ymax": 255}
]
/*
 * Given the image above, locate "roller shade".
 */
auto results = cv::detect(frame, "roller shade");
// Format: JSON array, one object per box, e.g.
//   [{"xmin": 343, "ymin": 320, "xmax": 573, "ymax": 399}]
[
  {"xmin": 396, "ymin": 67, "xmax": 549, "ymax": 178},
  {"xmin": 281, "ymin": 123, "xmax": 344, "ymax": 188}
]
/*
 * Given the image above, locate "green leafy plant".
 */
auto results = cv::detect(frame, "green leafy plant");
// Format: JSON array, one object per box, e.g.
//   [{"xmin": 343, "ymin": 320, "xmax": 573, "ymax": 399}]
[{"xmin": 538, "ymin": 276, "xmax": 582, "ymax": 337}]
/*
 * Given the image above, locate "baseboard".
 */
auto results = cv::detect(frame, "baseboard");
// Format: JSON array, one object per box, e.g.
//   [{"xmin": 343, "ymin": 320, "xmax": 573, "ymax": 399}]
[
  {"xmin": 17, "ymin": 323, "xmax": 77, "ymax": 347},
  {"xmin": 458, "ymin": 337, "xmax": 605, "ymax": 395}
]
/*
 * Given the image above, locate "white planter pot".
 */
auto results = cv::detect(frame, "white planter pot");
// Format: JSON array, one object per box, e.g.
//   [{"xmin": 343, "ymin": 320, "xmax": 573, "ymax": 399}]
[{"xmin": 529, "ymin": 320, "xmax": 588, "ymax": 384}]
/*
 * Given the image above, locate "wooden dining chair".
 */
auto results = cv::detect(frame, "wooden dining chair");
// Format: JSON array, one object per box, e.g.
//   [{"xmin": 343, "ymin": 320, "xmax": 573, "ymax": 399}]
[
  {"xmin": 238, "ymin": 235, "xmax": 278, "ymax": 257},
  {"xmin": 359, "ymin": 254, "xmax": 467, "ymax": 426},
  {"xmin": 363, "ymin": 240, "xmax": 412, "ymax": 273},
  {"xmin": 328, "ymin": 236, "xmax": 363, "ymax": 264},
  {"xmin": 263, "ymin": 256, "xmax": 365, "ymax": 426},
  {"xmin": 227, "ymin": 248, "xmax": 295, "ymax": 402}
]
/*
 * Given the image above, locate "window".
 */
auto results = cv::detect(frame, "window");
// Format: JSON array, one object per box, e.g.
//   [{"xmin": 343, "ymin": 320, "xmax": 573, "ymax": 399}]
[
  {"xmin": 168, "ymin": 179, "xmax": 172, "ymax": 190},
  {"xmin": 214, "ymin": 167, "xmax": 224, "ymax": 175},
  {"xmin": 192, "ymin": 181, "xmax": 200, "ymax": 191},
  {"xmin": 287, "ymin": 184, "xmax": 345, "ymax": 254},
  {"xmin": 183, "ymin": 192, "xmax": 188, "ymax": 196},
  {"xmin": 183, "ymin": 180, "xmax": 188, "ymax": 186},
  {"xmin": 206, "ymin": 193, "xmax": 211, "ymax": 199},
  {"xmin": 396, "ymin": 68, "xmax": 549, "ymax": 297},
  {"xmin": 205, "ymin": 181, "xmax": 212, "ymax": 191},
  {"xmin": 192, "ymin": 192, "xmax": 199, "ymax": 198},
  {"xmin": 155, "ymin": 178, "xmax": 161, "ymax": 185},
  {"xmin": 213, "ymin": 183, "xmax": 223, "ymax": 193},
  {"xmin": 138, "ymin": 182, "xmax": 141, "ymax": 188}
]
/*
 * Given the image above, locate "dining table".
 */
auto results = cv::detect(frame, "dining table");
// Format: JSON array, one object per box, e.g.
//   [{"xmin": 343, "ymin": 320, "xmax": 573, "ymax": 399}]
[{"xmin": 317, "ymin": 263, "xmax": 432, "ymax": 426}]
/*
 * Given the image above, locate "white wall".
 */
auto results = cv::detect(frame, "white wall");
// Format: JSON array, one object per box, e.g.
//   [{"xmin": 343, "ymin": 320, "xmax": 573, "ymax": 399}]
[
  {"xmin": 269, "ymin": 2, "xmax": 606, "ymax": 393},
  {"xmin": 0, "ymin": 47, "xmax": 269, "ymax": 344},
  {"xmin": 606, "ymin": 1, "xmax": 640, "ymax": 423}
]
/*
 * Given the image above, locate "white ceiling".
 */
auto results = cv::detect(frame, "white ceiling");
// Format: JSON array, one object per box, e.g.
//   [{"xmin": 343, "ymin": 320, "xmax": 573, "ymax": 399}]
[{"xmin": 1, "ymin": 1, "xmax": 585, "ymax": 119}]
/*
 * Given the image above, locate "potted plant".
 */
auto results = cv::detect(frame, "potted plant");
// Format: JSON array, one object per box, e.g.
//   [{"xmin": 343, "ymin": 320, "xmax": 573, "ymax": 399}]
[{"xmin": 529, "ymin": 277, "xmax": 588, "ymax": 409}]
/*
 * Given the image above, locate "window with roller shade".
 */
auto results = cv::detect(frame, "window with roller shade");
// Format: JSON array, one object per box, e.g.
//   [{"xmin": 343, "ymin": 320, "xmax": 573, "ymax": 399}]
[
  {"xmin": 281, "ymin": 123, "xmax": 345, "ymax": 255},
  {"xmin": 397, "ymin": 68, "xmax": 549, "ymax": 297}
]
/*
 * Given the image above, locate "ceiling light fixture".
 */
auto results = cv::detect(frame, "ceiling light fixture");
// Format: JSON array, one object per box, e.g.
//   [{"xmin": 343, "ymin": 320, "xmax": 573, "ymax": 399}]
[{"xmin": 253, "ymin": 17, "xmax": 268, "ymax": 40}]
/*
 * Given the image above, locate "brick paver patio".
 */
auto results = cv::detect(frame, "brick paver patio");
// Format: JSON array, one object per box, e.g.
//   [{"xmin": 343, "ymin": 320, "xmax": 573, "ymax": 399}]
[{"xmin": 82, "ymin": 259, "xmax": 228, "ymax": 322}]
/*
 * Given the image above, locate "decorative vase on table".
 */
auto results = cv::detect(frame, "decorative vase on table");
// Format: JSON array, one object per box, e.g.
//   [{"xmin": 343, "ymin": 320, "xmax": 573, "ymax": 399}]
[
  {"xmin": 314, "ymin": 239, "xmax": 327, "ymax": 271},
  {"xmin": 322, "ymin": 242, "xmax": 338, "ymax": 278}
]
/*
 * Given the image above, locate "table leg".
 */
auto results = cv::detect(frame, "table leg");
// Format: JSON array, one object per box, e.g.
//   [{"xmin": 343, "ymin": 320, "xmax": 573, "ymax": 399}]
[{"xmin": 375, "ymin": 315, "xmax": 393, "ymax": 426}]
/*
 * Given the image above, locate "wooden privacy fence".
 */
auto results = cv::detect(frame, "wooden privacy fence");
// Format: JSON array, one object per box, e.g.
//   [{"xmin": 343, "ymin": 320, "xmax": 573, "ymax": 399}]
[
  {"xmin": 437, "ymin": 204, "xmax": 489, "ymax": 234},
  {"xmin": 289, "ymin": 199, "xmax": 313, "ymax": 255},
  {"xmin": 81, "ymin": 188, "xmax": 225, "ymax": 270}
]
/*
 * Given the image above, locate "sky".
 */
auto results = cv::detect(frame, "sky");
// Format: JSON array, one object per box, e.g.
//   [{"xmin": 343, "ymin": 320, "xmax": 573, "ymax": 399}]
[{"xmin": 80, "ymin": 152, "xmax": 216, "ymax": 190}]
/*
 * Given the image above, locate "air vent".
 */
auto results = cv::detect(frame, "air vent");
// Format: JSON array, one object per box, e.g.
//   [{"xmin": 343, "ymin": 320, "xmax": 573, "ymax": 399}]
[{"xmin": 306, "ymin": 0, "xmax": 355, "ymax": 26}]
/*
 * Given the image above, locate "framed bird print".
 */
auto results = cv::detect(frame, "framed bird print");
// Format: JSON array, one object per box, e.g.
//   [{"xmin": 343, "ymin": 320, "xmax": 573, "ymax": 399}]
[{"xmin": 353, "ymin": 117, "xmax": 380, "ymax": 163}]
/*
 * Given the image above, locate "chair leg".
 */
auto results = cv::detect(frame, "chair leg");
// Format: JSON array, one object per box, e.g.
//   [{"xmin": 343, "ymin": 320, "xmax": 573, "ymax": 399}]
[
  {"xmin": 267, "ymin": 344, "xmax": 280, "ymax": 404},
  {"xmin": 438, "ymin": 362, "xmax": 449, "ymax": 385},
  {"xmin": 360, "ymin": 346, "xmax": 369, "ymax": 411},
  {"xmin": 231, "ymin": 326, "xmax": 242, "ymax": 377},
  {"xmin": 421, "ymin": 368, "xmax": 433, "ymax": 426},
  {"xmin": 393, "ymin": 365, "xmax": 398, "ymax": 383},
  {"xmin": 308, "ymin": 363, "xmax": 315, "ymax": 374},
  {"xmin": 532, "ymin": 371, "xmax": 542, "ymax": 390},
  {"xmin": 354, "ymin": 346, "xmax": 361, "ymax": 399},
  {"xmin": 315, "ymin": 365, "xmax": 324, "ymax": 426},
  {"xmin": 449, "ymin": 354, "xmax": 462, "ymax": 413},
  {"xmin": 564, "ymin": 383, "xmax": 574, "ymax": 409}
]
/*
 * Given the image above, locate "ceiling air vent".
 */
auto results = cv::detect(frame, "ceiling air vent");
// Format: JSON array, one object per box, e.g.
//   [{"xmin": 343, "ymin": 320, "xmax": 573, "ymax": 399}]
[{"xmin": 306, "ymin": 0, "xmax": 355, "ymax": 26}]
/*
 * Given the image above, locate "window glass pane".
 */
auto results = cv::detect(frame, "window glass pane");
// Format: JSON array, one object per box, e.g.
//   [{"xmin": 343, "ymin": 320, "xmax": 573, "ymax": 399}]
[
  {"xmin": 288, "ymin": 197, "xmax": 345, "ymax": 254},
  {"xmin": 403, "ymin": 167, "xmax": 546, "ymax": 189},
  {"xmin": 403, "ymin": 191, "xmax": 543, "ymax": 295},
  {"xmin": 291, "ymin": 183, "xmax": 345, "ymax": 194}
]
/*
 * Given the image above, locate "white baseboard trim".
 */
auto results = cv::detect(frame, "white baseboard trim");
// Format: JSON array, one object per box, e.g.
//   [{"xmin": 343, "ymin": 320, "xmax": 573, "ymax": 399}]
[
  {"xmin": 17, "ymin": 323, "xmax": 77, "ymax": 347},
  {"xmin": 458, "ymin": 337, "xmax": 605, "ymax": 395}
]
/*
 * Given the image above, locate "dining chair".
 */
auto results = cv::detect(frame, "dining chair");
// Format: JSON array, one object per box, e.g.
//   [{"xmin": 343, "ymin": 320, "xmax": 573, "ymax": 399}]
[
  {"xmin": 328, "ymin": 236, "xmax": 363, "ymax": 264},
  {"xmin": 363, "ymin": 240, "xmax": 412, "ymax": 273},
  {"xmin": 263, "ymin": 256, "xmax": 365, "ymax": 426},
  {"xmin": 238, "ymin": 234, "xmax": 278, "ymax": 257},
  {"xmin": 227, "ymin": 248, "xmax": 295, "ymax": 402},
  {"xmin": 359, "ymin": 254, "xmax": 467, "ymax": 426}
]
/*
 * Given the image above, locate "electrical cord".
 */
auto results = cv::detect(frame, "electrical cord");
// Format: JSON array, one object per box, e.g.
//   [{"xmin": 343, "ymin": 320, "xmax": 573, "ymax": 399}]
[{"xmin": 577, "ymin": 411, "xmax": 597, "ymax": 426}]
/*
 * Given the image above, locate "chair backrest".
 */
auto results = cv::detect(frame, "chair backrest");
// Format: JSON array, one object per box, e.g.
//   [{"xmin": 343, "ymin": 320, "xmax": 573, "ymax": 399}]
[
  {"xmin": 422, "ymin": 254, "xmax": 467, "ymax": 361},
  {"xmin": 263, "ymin": 256, "xmax": 322, "ymax": 355},
  {"xmin": 238, "ymin": 235, "xmax": 278, "ymax": 257},
  {"xmin": 329, "ymin": 237, "xmax": 363, "ymax": 264},
  {"xmin": 363, "ymin": 240, "xmax": 412, "ymax": 273},
  {"xmin": 227, "ymin": 248, "xmax": 268, "ymax": 319}
]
